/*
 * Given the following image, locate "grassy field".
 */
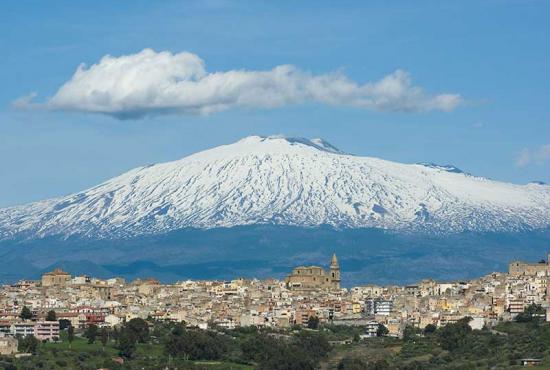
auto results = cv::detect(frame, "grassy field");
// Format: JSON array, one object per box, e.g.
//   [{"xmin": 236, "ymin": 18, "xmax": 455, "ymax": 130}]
[
  {"xmin": 8, "ymin": 334, "xmax": 255, "ymax": 370},
  {"xmin": 43, "ymin": 335, "xmax": 116, "ymax": 353}
]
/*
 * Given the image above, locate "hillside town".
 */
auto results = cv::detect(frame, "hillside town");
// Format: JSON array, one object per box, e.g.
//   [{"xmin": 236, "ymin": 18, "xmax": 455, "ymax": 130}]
[{"xmin": 1, "ymin": 253, "xmax": 550, "ymax": 356}]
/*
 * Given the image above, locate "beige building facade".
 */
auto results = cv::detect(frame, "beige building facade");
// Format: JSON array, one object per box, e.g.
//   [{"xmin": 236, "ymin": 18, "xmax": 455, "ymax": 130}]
[
  {"xmin": 285, "ymin": 254, "xmax": 341, "ymax": 291},
  {"xmin": 41, "ymin": 268, "xmax": 71, "ymax": 287},
  {"xmin": 509, "ymin": 254, "xmax": 550, "ymax": 276},
  {"xmin": 0, "ymin": 336, "xmax": 17, "ymax": 355}
]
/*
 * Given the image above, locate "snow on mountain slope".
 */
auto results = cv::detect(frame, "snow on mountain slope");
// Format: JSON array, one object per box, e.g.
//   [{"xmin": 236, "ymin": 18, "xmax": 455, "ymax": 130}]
[{"xmin": 1, "ymin": 135, "xmax": 550, "ymax": 239}]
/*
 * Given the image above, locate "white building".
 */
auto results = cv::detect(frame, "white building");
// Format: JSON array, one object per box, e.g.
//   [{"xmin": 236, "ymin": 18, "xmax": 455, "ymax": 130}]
[
  {"xmin": 366, "ymin": 298, "xmax": 393, "ymax": 316},
  {"xmin": 34, "ymin": 321, "xmax": 60, "ymax": 341},
  {"xmin": 362, "ymin": 320, "xmax": 380, "ymax": 338},
  {"xmin": 11, "ymin": 322, "xmax": 35, "ymax": 337}
]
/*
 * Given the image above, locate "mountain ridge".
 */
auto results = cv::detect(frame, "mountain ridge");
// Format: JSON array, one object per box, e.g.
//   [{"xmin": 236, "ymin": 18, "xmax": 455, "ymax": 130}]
[{"xmin": 1, "ymin": 135, "xmax": 549, "ymax": 240}]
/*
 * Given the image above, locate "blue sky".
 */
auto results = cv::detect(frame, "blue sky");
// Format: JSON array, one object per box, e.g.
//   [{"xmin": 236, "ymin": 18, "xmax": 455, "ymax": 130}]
[{"xmin": 1, "ymin": 0, "xmax": 549, "ymax": 207}]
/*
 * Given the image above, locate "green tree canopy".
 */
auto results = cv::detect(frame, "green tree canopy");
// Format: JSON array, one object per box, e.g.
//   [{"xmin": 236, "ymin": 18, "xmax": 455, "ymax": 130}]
[
  {"xmin": 118, "ymin": 328, "xmax": 137, "ymax": 358},
  {"xmin": 18, "ymin": 335, "xmax": 39, "ymax": 354},
  {"xmin": 516, "ymin": 304, "xmax": 545, "ymax": 323},
  {"xmin": 377, "ymin": 324, "xmax": 389, "ymax": 337},
  {"xmin": 423, "ymin": 324, "xmax": 437, "ymax": 335},
  {"xmin": 19, "ymin": 306, "xmax": 32, "ymax": 321},
  {"xmin": 295, "ymin": 331, "xmax": 331, "ymax": 361},
  {"xmin": 85, "ymin": 324, "xmax": 99, "ymax": 344},
  {"xmin": 438, "ymin": 317, "xmax": 472, "ymax": 351},
  {"xmin": 307, "ymin": 315, "xmax": 320, "ymax": 330},
  {"xmin": 164, "ymin": 324, "xmax": 230, "ymax": 361},
  {"xmin": 100, "ymin": 327, "xmax": 109, "ymax": 348},
  {"xmin": 45, "ymin": 310, "xmax": 56, "ymax": 321},
  {"xmin": 59, "ymin": 319, "xmax": 72, "ymax": 331},
  {"xmin": 403, "ymin": 326, "xmax": 422, "ymax": 341},
  {"xmin": 67, "ymin": 324, "xmax": 75, "ymax": 347},
  {"xmin": 126, "ymin": 317, "xmax": 149, "ymax": 343}
]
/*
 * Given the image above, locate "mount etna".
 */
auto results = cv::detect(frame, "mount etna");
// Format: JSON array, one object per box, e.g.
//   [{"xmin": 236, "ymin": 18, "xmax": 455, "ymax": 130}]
[{"xmin": 1, "ymin": 136, "xmax": 549, "ymax": 284}]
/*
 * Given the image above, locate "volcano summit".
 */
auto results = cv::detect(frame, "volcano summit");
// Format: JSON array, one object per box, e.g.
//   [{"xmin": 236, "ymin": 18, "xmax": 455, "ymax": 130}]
[{"xmin": 1, "ymin": 135, "xmax": 550, "ymax": 240}]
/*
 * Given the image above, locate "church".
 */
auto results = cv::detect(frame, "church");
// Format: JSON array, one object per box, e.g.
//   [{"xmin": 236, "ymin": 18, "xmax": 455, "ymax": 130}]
[{"xmin": 285, "ymin": 254, "xmax": 341, "ymax": 291}]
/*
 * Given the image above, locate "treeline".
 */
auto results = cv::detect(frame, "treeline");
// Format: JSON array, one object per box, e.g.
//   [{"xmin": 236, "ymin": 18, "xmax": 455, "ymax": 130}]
[
  {"xmin": 338, "ymin": 304, "xmax": 550, "ymax": 369},
  {"xmin": 162, "ymin": 322, "xmax": 331, "ymax": 370},
  {"xmin": 5, "ymin": 317, "xmax": 332, "ymax": 369}
]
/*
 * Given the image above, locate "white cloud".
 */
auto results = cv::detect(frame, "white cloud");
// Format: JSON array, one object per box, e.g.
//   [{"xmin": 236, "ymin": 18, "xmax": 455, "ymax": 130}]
[
  {"xmin": 17, "ymin": 48, "xmax": 463, "ymax": 119},
  {"xmin": 11, "ymin": 92, "xmax": 37, "ymax": 110},
  {"xmin": 516, "ymin": 144, "xmax": 550, "ymax": 167}
]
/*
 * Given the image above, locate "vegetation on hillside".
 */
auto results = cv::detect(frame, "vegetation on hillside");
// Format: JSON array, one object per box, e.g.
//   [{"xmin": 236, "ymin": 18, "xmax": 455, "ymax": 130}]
[{"xmin": 1, "ymin": 309, "xmax": 550, "ymax": 369}]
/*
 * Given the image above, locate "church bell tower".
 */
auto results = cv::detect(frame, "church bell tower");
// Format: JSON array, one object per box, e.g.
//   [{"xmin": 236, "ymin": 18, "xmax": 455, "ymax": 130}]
[{"xmin": 330, "ymin": 253, "xmax": 341, "ymax": 289}]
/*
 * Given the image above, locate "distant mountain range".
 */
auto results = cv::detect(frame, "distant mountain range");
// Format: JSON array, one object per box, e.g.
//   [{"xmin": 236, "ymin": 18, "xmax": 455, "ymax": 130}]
[
  {"xmin": 1, "ymin": 135, "xmax": 549, "ymax": 240},
  {"xmin": 1, "ymin": 136, "xmax": 549, "ymax": 285}
]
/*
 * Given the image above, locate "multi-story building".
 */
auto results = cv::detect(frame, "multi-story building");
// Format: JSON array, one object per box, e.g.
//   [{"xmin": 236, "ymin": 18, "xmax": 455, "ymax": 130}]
[
  {"xmin": 41, "ymin": 268, "xmax": 71, "ymax": 287},
  {"xmin": 365, "ymin": 298, "xmax": 393, "ymax": 316},
  {"xmin": 12, "ymin": 322, "xmax": 35, "ymax": 337},
  {"xmin": 34, "ymin": 321, "xmax": 60, "ymax": 341},
  {"xmin": 508, "ymin": 299, "xmax": 525, "ymax": 314},
  {"xmin": 285, "ymin": 254, "xmax": 340, "ymax": 291},
  {"xmin": 0, "ymin": 322, "xmax": 11, "ymax": 336},
  {"xmin": 363, "ymin": 321, "xmax": 380, "ymax": 337}
]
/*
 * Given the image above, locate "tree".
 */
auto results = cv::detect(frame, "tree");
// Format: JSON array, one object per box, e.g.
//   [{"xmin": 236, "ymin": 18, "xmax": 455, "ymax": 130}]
[
  {"xmin": 424, "ymin": 324, "xmax": 437, "ymax": 335},
  {"xmin": 438, "ymin": 317, "xmax": 472, "ymax": 351},
  {"xmin": 240, "ymin": 333, "xmax": 280, "ymax": 364},
  {"xmin": 260, "ymin": 348, "xmax": 317, "ymax": 370},
  {"xmin": 118, "ymin": 328, "xmax": 137, "ymax": 358},
  {"xmin": 19, "ymin": 306, "xmax": 32, "ymax": 321},
  {"xmin": 18, "ymin": 335, "xmax": 39, "ymax": 354},
  {"xmin": 100, "ymin": 327, "xmax": 109, "ymax": 350},
  {"xmin": 85, "ymin": 324, "xmax": 98, "ymax": 344},
  {"xmin": 307, "ymin": 315, "xmax": 320, "ymax": 330},
  {"xmin": 126, "ymin": 318, "xmax": 149, "ymax": 343},
  {"xmin": 403, "ymin": 326, "xmax": 422, "ymax": 341},
  {"xmin": 164, "ymin": 325, "xmax": 229, "ymax": 361},
  {"xmin": 112, "ymin": 327, "xmax": 119, "ymax": 345},
  {"xmin": 376, "ymin": 324, "xmax": 389, "ymax": 337},
  {"xmin": 59, "ymin": 319, "xmax": 71, "ymax": 331},
  {"xmin": 67, "ymin": 324, "xmax": 75, "ymax": 348},
  {"xmin": 516, "ymin": 304, "xmax": 545, "ymax": 323},
  {"xmin": 0, "ymin": 361, "xmax": 16, "ymax": 370},
  {"xmin": 45, "ymin": 310, "xmax": 57, "ymax": 321},
  {"xmin": 295, "ymin": 331, "xmax": 331, "ymax": 361}
]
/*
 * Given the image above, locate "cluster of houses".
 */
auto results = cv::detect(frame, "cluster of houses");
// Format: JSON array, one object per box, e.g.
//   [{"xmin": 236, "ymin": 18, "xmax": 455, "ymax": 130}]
[{"xmin": 1, "ymin": 253, "xmax": 550, "ymax": 355}]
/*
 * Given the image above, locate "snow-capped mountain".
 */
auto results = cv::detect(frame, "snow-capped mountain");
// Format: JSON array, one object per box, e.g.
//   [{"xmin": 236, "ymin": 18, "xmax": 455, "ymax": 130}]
[{"xmin": 1, "ymin": 135, "xmax": 550, "ymax": 239}]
